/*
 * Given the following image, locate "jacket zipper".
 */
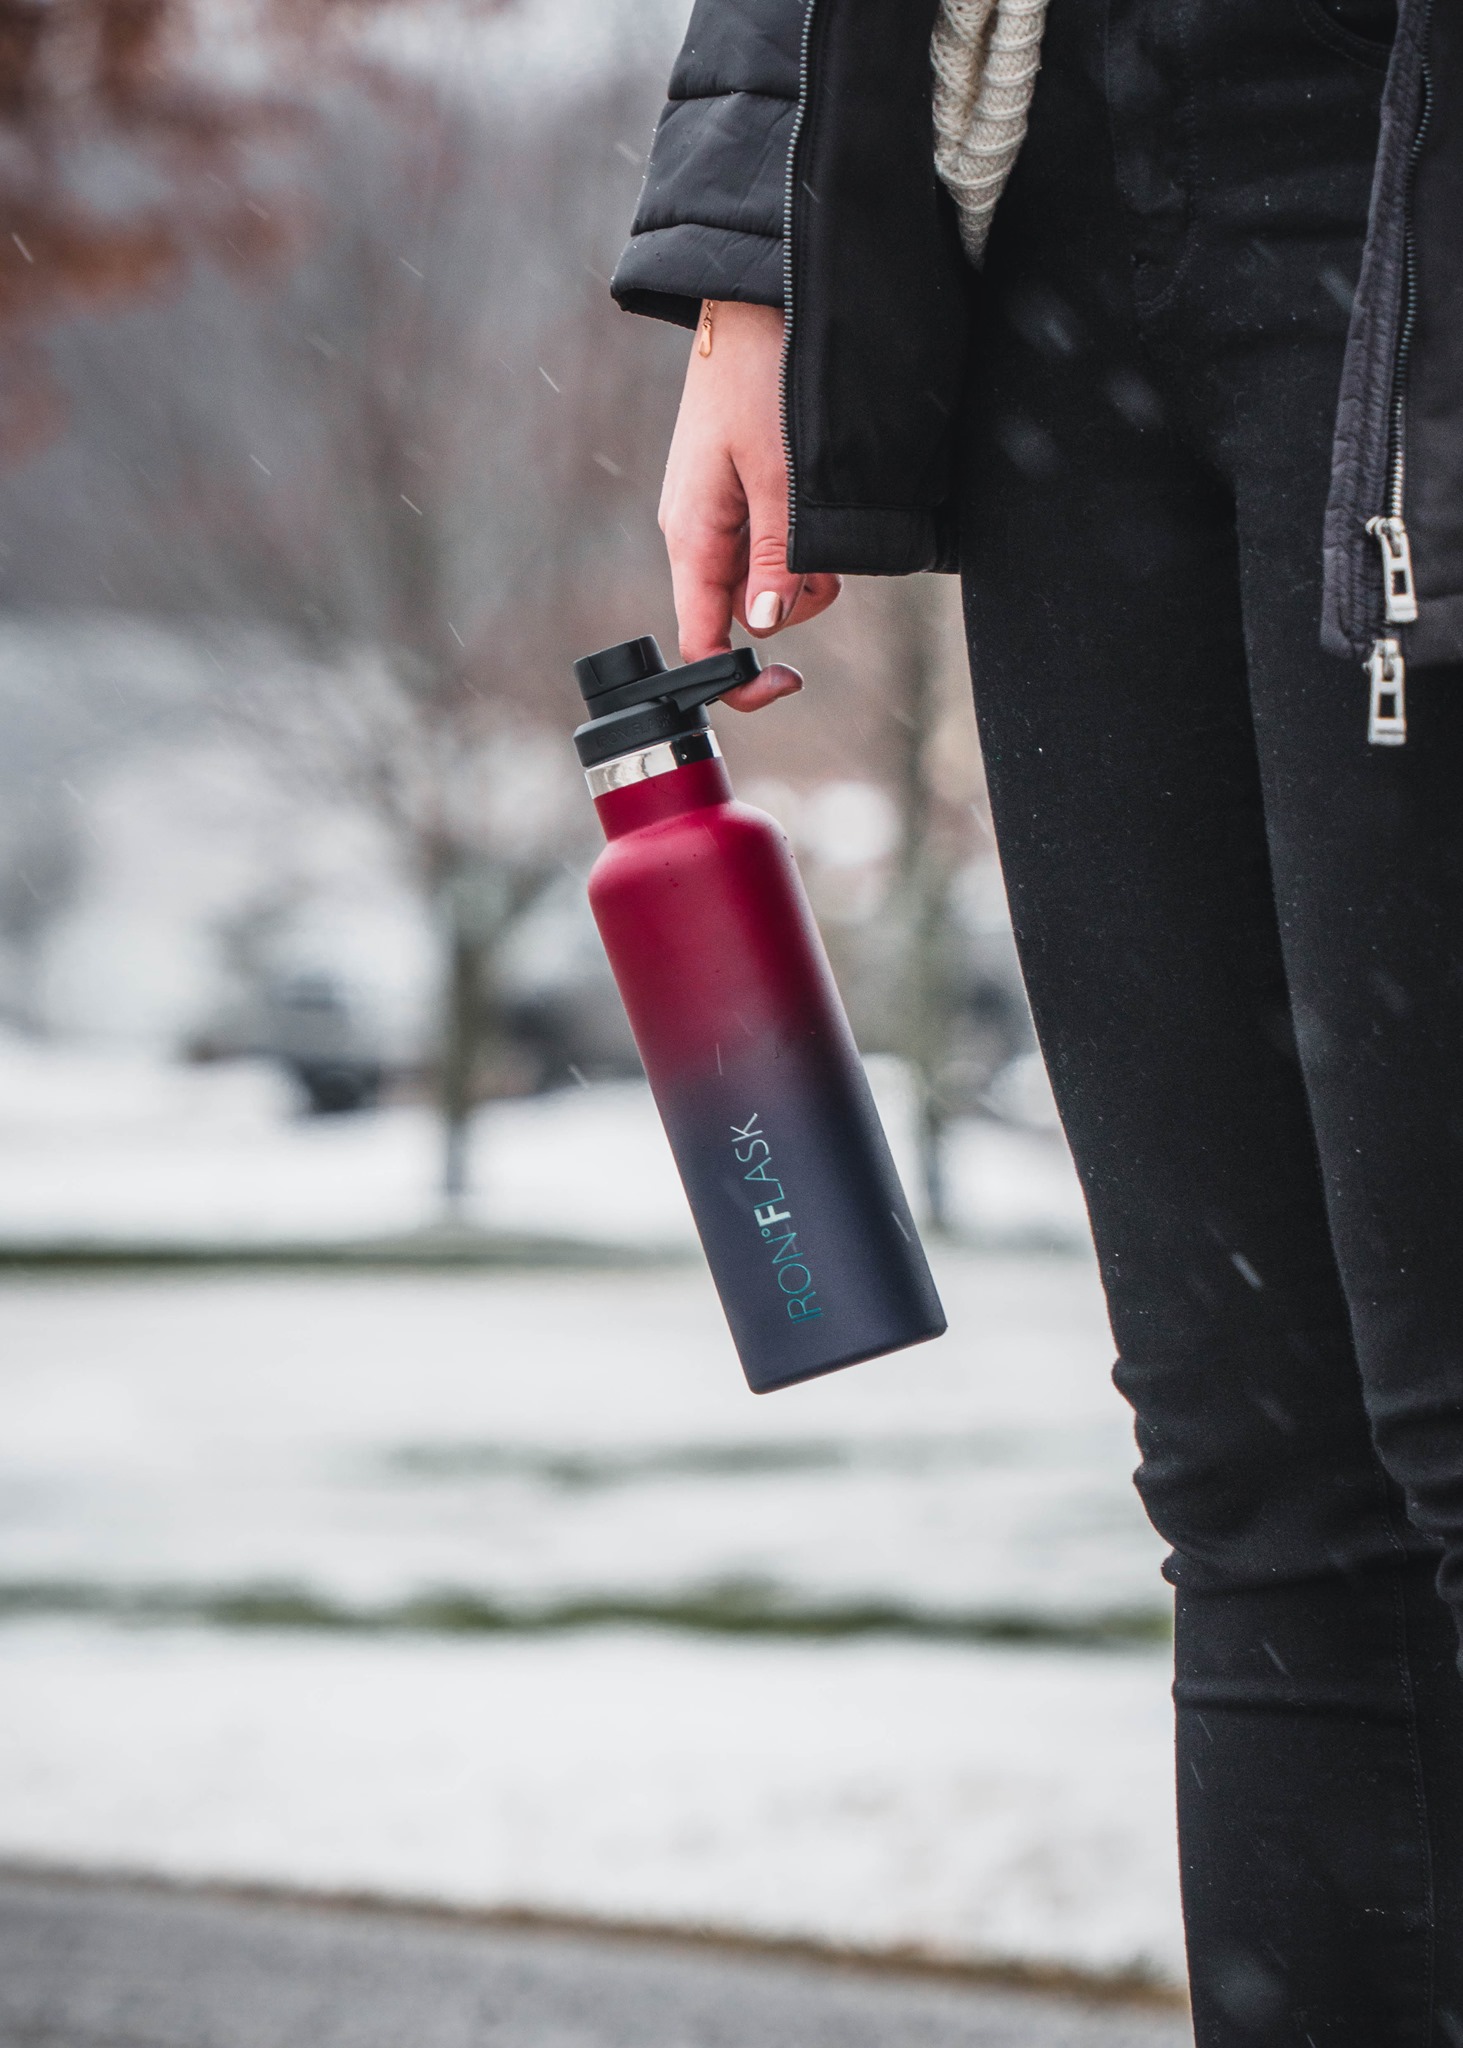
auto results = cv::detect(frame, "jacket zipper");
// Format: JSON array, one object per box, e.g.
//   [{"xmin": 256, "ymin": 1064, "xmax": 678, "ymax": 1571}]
[
  {"xmin": 779, "ymin": 0, "xmax": 818, "ymax": 561},
  {"xmin": 1365, "ymin": 34, "xmax": 1433, "ymax": 746}
]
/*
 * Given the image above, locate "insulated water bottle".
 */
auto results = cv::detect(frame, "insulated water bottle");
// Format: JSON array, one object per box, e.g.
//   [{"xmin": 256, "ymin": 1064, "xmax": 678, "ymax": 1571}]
[{"xmin": 574, "ymin": 634, "xmax": 946, "ymax": 1394}]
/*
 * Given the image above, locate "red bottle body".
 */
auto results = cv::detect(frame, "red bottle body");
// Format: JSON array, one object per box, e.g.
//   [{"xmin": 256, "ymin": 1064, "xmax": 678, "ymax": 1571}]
[{"xmin": 588, "ymin": 748, "xmax": 945, "ymax": 1392}]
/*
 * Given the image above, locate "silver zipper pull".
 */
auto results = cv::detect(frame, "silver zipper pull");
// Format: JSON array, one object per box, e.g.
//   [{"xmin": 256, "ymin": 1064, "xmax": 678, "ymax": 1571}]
[
  {"xmin": 1367, "ymin": 636, "xmax": 1407, "ymax": 746},
  {"xmin": 1366, "ymin": 514, "xmax": 1420, "ymax": 624}
]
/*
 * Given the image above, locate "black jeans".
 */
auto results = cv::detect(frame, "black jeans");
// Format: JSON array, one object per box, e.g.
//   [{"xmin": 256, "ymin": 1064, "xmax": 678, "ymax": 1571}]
[{"xmin": 962, "ymin": 1, "xmax": 1463, "ymax": 2038}]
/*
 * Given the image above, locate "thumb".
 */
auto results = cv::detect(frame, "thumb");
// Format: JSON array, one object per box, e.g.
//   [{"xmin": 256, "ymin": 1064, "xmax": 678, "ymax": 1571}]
[{"xmin": 737, "ymin": 490, "xmax": 802, "ymax": 639}]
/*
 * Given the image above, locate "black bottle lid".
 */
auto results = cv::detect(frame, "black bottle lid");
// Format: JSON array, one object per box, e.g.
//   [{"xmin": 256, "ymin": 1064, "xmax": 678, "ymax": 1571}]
[{"xmin": 572, "ymin": 636, "xmax": 760, "ymax": 768}]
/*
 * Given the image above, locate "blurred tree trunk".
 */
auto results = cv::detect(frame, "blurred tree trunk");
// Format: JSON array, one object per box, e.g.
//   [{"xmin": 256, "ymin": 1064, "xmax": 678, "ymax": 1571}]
[
  {"xmin": 435, "ymin": 857, "xmax": 507, "ymax": 1215},
  {"xmin": 438, "ymin": 888, "xmax": 483, "ymax": 1211},
  {"xmin": 433, "ymin": 852, "xmax": 556, "ymax": 1213},
  {"xmin": 885, "ymin": 577, "xmax": 962, "ymax": 1233}
]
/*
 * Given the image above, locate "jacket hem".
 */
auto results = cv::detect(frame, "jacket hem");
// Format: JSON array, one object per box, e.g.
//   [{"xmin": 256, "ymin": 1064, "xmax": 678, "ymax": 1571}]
[
  {"xmin": 612, "ymin": 224, "xmax": 785, "ymax": 330},
  {"xmin": 788, "ymin": 502, "xmax": 959, "ymax": 577}
]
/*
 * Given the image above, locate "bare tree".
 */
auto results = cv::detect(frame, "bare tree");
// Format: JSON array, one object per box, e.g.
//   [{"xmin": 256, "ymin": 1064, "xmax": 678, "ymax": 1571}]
[
  {"xmin": 30, "ymin": 39, "xmax": 684, "ymax": 1201},
  {"xmin": 244, "ymin": 70, "xmax": 677, "ymax": 1204},
  {"xmin": 0, "ymin": 2, "xmax": 1000, "ymax": 1220}
]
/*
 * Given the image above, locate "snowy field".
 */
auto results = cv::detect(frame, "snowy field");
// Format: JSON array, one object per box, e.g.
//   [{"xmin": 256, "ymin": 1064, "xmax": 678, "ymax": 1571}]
[
  {"xmin": 0, "ymin": 1037, "xmax": 1183, "ymax": 1986},
  {"xmin": 0, "ymin": 1256, "xmax": 1183, "ymax": 1990},
  {"xmin": 0, "ymin": 1627, "xmax": 1180, "ymax": 1990},
  {"xmin": 0, "ymin": 1036, "xmax": 1088, "ymax": 1251}
]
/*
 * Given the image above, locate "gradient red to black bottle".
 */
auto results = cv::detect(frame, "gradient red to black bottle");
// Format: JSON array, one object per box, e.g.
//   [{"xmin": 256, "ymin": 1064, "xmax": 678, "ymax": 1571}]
[{"xmin": 574, "ymin": 637, "xmax": 945, "ymax": 1394}]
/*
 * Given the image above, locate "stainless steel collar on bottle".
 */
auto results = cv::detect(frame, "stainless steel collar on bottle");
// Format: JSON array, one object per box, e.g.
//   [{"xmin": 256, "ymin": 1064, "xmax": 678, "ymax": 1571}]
[{"xmin": 585, "ymin": 729, "xmax": 721, "ymax": 799}]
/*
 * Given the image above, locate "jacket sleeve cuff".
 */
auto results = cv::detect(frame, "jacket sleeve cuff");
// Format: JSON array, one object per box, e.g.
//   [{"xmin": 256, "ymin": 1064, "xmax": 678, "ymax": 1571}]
[
  {"xmin": 611, "ymin": 223, "xmax": 784, "ymax": 330},
  {"xmin": 609, "ymin": 75, "xmax": 796, "ymax": 329}
]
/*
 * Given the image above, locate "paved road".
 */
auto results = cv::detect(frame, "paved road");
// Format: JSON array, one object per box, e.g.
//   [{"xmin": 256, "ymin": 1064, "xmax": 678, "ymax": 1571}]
[{"xmin": 0, "ymin": 1872, "xmax": 1189, "ymax": 2048}]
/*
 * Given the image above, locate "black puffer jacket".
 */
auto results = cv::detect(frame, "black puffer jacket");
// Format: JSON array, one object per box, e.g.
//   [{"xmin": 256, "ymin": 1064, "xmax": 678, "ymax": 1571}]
[{"xmin": 612, "ymin": 0, "xmax": 1463, "ymax": 674}]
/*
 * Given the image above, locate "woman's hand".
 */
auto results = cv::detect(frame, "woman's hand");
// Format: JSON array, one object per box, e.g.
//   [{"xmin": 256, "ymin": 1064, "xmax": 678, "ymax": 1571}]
[{"xmin": 659, "ymin": 300, "xmax": 842, "ymax": 712}]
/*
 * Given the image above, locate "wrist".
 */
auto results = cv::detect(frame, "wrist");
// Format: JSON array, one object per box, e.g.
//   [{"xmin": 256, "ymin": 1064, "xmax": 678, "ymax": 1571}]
[{"xmin": 696, "ymin": 299, "xmax": 785, "ymax": 357}]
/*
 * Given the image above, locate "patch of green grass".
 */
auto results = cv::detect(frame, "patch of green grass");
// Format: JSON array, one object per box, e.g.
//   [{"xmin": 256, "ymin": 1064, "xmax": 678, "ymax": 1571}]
[
  {"xmin": 383, "ymin": 1434, "xmax": 1036, "ymax": 1489},
  {"xmin": 0, "ymin": 1576, "xmax": 1171, "ymax": 1649}
]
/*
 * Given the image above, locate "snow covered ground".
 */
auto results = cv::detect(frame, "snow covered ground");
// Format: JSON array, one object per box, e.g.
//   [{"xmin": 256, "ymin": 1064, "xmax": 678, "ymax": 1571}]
[
  {"xmin": 0, "ymin": 1259, "xmax": 1157, "ymax": 1628},
  {"xmin": 0, "ymin": 1036, "xmax": 1089, "ymax": 1250},
  {"xmin": 0, "ymin": 1255, "xmax": 1183, "ymax": 1989},
  {"xmin": 0, "ymin": 1035, "xmax": 1185, "ymax": 1987},
  {"xmin": 0, "ymin": 1626, "xmax": 1181, "ymax": 1989}
]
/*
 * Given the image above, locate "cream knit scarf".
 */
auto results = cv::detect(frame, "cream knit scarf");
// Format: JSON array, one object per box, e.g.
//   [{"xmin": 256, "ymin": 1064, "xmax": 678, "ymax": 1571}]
[{"xmin": 931, "ymin": 0, "xmax": 1050, "ymax": 263}]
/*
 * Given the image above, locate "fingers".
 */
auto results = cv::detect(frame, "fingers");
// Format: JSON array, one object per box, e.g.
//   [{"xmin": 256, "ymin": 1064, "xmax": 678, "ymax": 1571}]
[
  {"xmin": 722, "ymin": 662, "xmax": 803, "ymax": 713},
  {"xmin": 782, "ymin": 573, "xmax": 842, "ymax": 630},
  {"xmin": 667, "ymin": 524, "xmax": 739, "ymax": 663},
  {"xmin": 734, "ymin": 484, "xmax": 841, "ymax": 641},
  {"xmin": 735, "ymin": 477, "xmax": 803, "ymax": 640},
  {"xmin": 657, "ymin": 297, "xmax": 840, "ymax": 706},
  {"xmin": 661, "ymin": 440, "xmax": 746, "ymax": 663}
]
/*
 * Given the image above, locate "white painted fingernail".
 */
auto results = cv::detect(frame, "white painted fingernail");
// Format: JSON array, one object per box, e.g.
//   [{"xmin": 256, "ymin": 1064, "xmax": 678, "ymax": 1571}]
[{"xmin": 748, "ymin": 590, "xmax": 783, "ymax": 632}]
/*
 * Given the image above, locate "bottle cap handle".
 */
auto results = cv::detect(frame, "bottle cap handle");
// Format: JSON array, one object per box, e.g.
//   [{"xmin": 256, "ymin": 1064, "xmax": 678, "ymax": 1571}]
[
  {"xmin": 664, "ymin": 647, "xmax": 761, "ymax": 713},
  {"xmin": 574, "ymin": 637, "xmax": 760, "ymax": 718}
]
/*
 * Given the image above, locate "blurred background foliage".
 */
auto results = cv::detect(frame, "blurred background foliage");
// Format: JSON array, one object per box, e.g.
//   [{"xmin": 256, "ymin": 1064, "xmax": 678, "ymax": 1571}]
[{"xmin": 0, "ymin": 0, "xmax": 1040, "ymax": 1226}]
